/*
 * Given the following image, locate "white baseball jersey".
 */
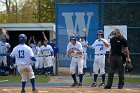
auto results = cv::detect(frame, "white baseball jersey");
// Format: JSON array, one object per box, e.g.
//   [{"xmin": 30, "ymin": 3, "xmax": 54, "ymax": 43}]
[
  {"xmin": 92, "ymin": 38, "xmax": 109, "ymax": 75},
  {"xmin": 80, "ymin": 40, "xmax": 88, "ymax": 53},
  {"xmin": 67, "ymin": 41, "xmax": 83, "ymax": 57},
  {"xmin": 40, "ymin": 45, "xmax": 53, "ymax": 56},
  {"xmin": 67, "ymin": 41, "xmax": 83, "ymax": 74},
  {"xmin": 92, "ymin": 38, "xmax": 108, "ymax": 54},
  {"xmin": 10, "ymin": 44, "xmax": 34, "ymax": 66},
  {"xmin": 0, "ymin": 41, "xmax": 10, "ymax": 53},
  {"xmin": 29, "ymin": 43, "xmax": 37, "ymax": 55}
]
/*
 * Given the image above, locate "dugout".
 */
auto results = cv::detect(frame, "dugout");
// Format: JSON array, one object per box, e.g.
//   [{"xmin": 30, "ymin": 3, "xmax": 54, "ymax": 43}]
[{"xmin": 0, "ymin": 23, "xmax": 55, "ymax": 50}]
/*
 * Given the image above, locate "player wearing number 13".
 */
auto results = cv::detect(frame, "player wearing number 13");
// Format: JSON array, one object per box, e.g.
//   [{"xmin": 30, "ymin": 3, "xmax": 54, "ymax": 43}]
[{"xmin": 10, "ymin": 34, "xmax": 38, "ymax": 93}]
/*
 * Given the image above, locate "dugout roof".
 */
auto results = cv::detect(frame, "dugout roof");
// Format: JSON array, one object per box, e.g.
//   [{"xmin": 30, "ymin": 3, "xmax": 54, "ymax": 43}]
[{"xmin": 0, "ymin": 23, "xmax": 55, "ymax": 32}]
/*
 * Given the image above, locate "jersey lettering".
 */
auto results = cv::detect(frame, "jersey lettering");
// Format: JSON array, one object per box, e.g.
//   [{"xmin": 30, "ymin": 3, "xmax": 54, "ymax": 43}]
[{"xmin": 18, "ymin": 50, "xmax": 25, "ymax": 58}]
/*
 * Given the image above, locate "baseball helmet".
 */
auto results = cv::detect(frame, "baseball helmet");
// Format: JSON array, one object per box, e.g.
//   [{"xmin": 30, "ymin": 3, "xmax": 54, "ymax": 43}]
[
  {"xmin": 125, "ymin": 62, "xmax": 134, "ymax": 73},
  {"xmin": 18, "ymin": 34, "xmax": 27, "ymax": 44},
  {"xmin": 97, "ymin": 30, "xmax": 104, "ymax": 35},
  {"xmin": 70, "ymin": 36, "xmax": 77, "ymax": 40}
]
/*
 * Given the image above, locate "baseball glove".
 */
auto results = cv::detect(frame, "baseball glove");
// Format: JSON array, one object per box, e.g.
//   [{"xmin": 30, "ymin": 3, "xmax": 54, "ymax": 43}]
[
  {"xmin": 125, "ymin": 62, "xmax": 133, "ymax": 73},
  {"xmin": 68, "ymin": 49, "xmax": 74, "ymax": 54}
]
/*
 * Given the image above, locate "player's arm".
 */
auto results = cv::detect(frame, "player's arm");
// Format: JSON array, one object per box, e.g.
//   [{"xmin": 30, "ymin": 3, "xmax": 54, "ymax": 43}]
[
  {"xmin": 28, "ymin": 36, "xmax": 32, "ymax": 45},
  {"xmin": 10, "ymin": 55, "xmax": 14, "ymax": 68},
  {"xmin": 32, "ymin": 36, "xmax": 37, "ymax": 45},
  {"xmin": 9, "ymin": 50, "xmax": 15, "ymax": 69},
  {"xmin": 30, "ymin": 56, "xmax": 37, "ymax": 61},
  {"xmin": 101, "ymin": 39, "xmax": 110, "ymax": 47},
  {"xmin": 29, "ymin": 47, "xmax": 37, "ymax": 61},
  {"xmin": 42, "ymin": 31, "xmax": 48, "ymax": 40},
  {"xmin": 74, "ymin": 44, "xmax": 83, "ymax": 55},
  {"xmin": 86, "ymin": 45, "xmax": 93, "ymax": 49}
]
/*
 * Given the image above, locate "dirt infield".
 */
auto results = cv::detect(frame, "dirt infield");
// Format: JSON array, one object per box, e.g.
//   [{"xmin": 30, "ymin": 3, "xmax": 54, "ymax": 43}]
[{"xmin": 0, "ymin": 86, "xmax": 140, "ymax": 93}]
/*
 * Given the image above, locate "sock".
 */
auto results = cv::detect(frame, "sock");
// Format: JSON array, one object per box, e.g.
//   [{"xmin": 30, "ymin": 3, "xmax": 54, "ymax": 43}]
[
  {"xmin": 102, "ymin": 74, "xmax": 105, "ymax": 83},
  {"xmin": 83, "ymin": 68, "xmax": 86, "ymax": 75},
  {"xmin": 30, "ymin": 78, "xmax": 35, "ymax": 91},
  {"xmin": 79, "ymin": 74, "xmax": 83, "ymax": 83},
  {"xmin": 71, "ymin": 74, "xmax": 77, "ymax": 83},
  {"xmin": 94, "ymin": 74, "xmax": 98, "ymax": 83},
  {"xmin": 22, "ymin": 81, "xmax": 26, "ymax": 91},
  {"xmin": 50, "ymin": 66, "xmax": 54, "ymax": 74}
]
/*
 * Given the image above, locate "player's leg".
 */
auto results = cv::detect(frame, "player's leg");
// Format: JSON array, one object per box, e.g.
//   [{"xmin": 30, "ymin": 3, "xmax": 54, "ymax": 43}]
[
  {"xmin": 91, "ymin": 56, "xmax": 99, "ymax": 87},
  {"xmin": 83, "ymin": 53, "xmax": 87, "ymax": 75},
  {"xmin": 44, "ymin": 57, "xmax": 48, "ymax": 75},
  {"xmin": 49, "ymin": 56, "xmax": 54, "ymax": 75},
  {"xmin": 77, "ymin": 57, "xmax": 84, "ymax": 86},
  {"xmin": 46, "ymin": 56, "xmax": 52, "ymax": 75},
  {"xmin": 28, "ymin": 65, "xmax": 38, "ymax": 92},
  {"xmin": 17, "ymin": 66, "xmax": 28, "ymax": 93},
  {"xmin": 35, "ymin": 57, "xmax": 39, "ymax": 74},
  {"xmin": 3, "ymin": 56, "xmax": 7, "ymax": 66},
  {"xmin": 70, "ymin": 58, "xmax": 78, "ymax": 86},
  {"xmin": 0, "ymin": 56, "xmax": 3, "ymax": 66},
  {"xmin": 98, "ymin": 55, "xmax": 105, "ymax": 87},
  {"xmin": 38, "ymin": 57, "xmax": 43, "ymax": 74}
]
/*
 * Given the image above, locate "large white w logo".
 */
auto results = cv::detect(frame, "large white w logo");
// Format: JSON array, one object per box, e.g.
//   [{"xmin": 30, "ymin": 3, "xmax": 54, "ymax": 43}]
[{"xmin": 62, "ymin": 12, "xmax": 93, "ymax": 38}]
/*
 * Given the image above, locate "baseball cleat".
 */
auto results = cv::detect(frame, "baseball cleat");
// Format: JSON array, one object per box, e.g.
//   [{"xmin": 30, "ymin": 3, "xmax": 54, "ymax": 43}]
[
  {"xmin": 71, "ymin": 82, "xmax": 78, "ymax": 87},
  {"xmin": 98, "ymin": 82, "xmax": 105, "ymax": 87},
  {"xmin": 32, "ymin": 88, "xmax": 38, "ymax": 93},
  {"xmin": 118, "ymin": 85, "xmax": 123, "ymax": 89},
  {"xmin": 104, "ymin": 86, "xmax": 111, "ymax": 89},
  {"xmin": 78, "ymin": 82, "xmax": 82, "ymax": 87},
  {"xmin": 91, "ymin": 82, "xmax": 97, "ymax": 87},
  {"xmin": 21, "ymin": 90, "xmax": 26, "ymax": 93}
]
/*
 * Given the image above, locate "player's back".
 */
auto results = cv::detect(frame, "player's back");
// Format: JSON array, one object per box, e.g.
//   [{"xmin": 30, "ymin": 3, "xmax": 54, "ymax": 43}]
[{"xmin": 11, "ymin": 44, "xmax": 34, "ymax": 66}]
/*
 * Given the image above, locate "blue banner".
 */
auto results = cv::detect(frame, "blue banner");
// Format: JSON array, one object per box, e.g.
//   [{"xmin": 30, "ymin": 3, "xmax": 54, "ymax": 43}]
[{"xmin": 56, "ymin": 3, "xmax": 98, "ymax": 67}]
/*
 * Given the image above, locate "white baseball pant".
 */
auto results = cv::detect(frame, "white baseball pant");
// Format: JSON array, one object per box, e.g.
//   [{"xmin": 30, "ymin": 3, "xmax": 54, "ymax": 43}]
[
  {"xmin": 70, "ymin": 57, "xmax": 83, "ymax": 75},
  {"xmin": 0, "ymin": 56, "xmax": 7, "ymax": 66},
  {"xmin": 17, "ymin": 65, "xmax": 35, "ymax": 82},
  {"xmin": 43, "ymin": 56, "xmax": 53, "ymax": 68},
  {"xmin": 93, "ymin": 55, "xmax": 105, "ymax": 75}
]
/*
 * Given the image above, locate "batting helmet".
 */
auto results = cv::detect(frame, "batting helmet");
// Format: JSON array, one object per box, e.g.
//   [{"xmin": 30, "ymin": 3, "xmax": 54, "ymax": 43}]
[
  {"xmin": 97, "ymin": 30, "xmax": 104, "ymax": 35},
  {"xmin": 18, "ymin": 34, "xmax": 27, "ymax": 44},
  {"xmin": 125, "ymin": 62, "xmax": 134, "ymax": 73},
  {"xmin": 70, "ymin": 36, "xmax": 77, "ymax": 40}
]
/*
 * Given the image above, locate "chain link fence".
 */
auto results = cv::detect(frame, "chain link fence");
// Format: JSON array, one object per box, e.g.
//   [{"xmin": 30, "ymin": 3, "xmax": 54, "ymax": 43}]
[{"xmin": 57, "ymin": 0, "xmax": 140, "ymax": 74}]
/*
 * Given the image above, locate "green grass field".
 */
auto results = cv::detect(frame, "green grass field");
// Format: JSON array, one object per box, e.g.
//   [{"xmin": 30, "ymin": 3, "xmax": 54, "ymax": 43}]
[
  {"xmin": 0, "ymin": 75, "xmax": 50, "ymax": 83},
  {"xmin": 0, "ymin": 75, "xmax": 140, "ymax": 84},
  {"xmin": 83, "ymin": 77, "xmax": 140, "ymax": 84}
]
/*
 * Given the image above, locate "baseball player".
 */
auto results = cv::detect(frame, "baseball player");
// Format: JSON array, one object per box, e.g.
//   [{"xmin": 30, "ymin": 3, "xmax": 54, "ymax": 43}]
[
  {"xmin": 0, "ymin": 37, "xmax": 10, "ymax": 66},
  {"xmin": 80, "ymin": 36, "xmax": 88, "ymax": 75},
  {"xmin": 87, "ymin": 30, "xmax": 109, "ymax": 87},
  {"xmin": 49, "ymin": 39, "xmax": 59, "ymax": 76},
  {"xmin": 0, "ymin": 28, "xmax": 9, "ymax": 41},
  {"xmin": 67, "ymin": 36, "xmax": 83, "ymax": 87},
  {"xmin": 40, "ymin": 39, "xmax": 54, "ymax": 75},
  {"xmin": 10, "ymin": 34, "xmax": 38, "ymax": 93},
  {"xmin": 35, "ymin": 41, "xmax": 43, "ymax": 74},
  {"xmin": 28, "ymin": 36, "xmax": 38, "ymax": 73}
]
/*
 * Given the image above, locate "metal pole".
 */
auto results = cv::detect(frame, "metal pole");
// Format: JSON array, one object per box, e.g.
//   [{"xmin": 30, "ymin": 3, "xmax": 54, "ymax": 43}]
[
  {"xmin": 55, "ymin": 0, "xmax": 58, "ymax": 76},
  {"xmin": 38, "ymin": 0, "xmax": 41, "ymax": 22},
  {"xmin": 101, "ymin": 0, "xmax": 104, "ymax": 30}
]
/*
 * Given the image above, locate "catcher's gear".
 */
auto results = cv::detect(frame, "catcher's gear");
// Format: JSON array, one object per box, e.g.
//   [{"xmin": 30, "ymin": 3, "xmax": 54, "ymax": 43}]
[
  {"xmin": 125, "ymin": 62, "xmax": 133, "ymax": 72},
  {"xmin": 18, "ymin": 34, "xmax": 27, "ymax": 44},
  {"xmin": 97, "ymin": 30, "xmax": 104, "ymax": 35}
]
